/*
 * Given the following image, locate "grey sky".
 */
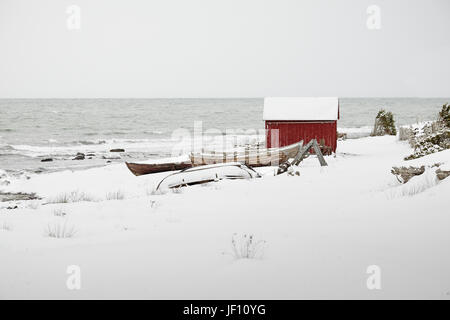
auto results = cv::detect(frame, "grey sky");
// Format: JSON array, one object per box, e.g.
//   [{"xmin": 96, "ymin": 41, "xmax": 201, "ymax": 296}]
[{"xmin": 0, "ymin": 0, "xmax": 449, "ymax": 98}]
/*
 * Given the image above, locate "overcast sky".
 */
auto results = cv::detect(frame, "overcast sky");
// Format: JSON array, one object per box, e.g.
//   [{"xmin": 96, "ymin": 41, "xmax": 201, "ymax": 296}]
[{"xmin": 0, "ymin": 0, "xmax": 449, "ymax": 98}]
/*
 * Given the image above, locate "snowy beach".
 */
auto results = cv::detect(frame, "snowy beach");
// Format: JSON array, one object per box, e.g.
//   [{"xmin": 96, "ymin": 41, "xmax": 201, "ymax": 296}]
[
  {"xmin": 2, "ymin": 0, "xmax": 450, "ymax": 308},
  {"xmin": 1, "ymin": 135, "xmax": 449, "ymax": 299}
]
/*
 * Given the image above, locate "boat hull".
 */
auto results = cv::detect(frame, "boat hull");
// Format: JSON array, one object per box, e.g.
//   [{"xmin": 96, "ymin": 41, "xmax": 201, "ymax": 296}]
[
  {"xmin": 126, "ymin": 141, "xmax": 303, "ymax": 176},
  {"xmin": 189, "ymin": 141, "xmax": 302, "ymax": 167},
  {"xmin": 125, "ymin": 161, "xmax": 193, "ymax": 176}
]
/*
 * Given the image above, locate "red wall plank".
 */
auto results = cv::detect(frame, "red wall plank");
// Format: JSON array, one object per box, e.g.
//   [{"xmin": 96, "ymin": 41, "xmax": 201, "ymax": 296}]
[{"xmin": 266, "ymin": 121, "xmax": 337, "ymax": 152}]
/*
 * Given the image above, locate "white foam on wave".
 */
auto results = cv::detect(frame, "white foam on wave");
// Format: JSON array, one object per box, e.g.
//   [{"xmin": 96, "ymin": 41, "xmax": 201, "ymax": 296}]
[{"xmin": 6, "ymin": 134, "xmax": 266, "ymax": 158}]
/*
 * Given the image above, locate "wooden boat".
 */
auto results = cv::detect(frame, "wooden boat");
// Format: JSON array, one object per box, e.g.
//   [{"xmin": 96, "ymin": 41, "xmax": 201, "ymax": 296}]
[
  {"xmin": 126, "ymin": 141, "xmax": 303, "ymax": 176},
  {"xmin": 189, "ymin": 141, "xmax": 303, "ymax": 167},
  {"xmin": 125, "ymin": 161, "xmax": 192, "ymax": 176}
]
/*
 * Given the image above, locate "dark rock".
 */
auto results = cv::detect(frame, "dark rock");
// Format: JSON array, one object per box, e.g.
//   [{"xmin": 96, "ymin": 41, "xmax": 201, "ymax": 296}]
[
  {"xmin": 73, "ymin": 152, "xmax": 85, "ymax": 160},
  {"xmin": 0, "ymin": 192, "xmax": 41, "ymax": 202},
  {"xmin": 106, "ymin": 160, "xmax": 112, "ymax": 163},
  {"xmin": 41, "ymin": 158, "xmax": 53, "ymax": 162},
  {"xmin": 337, "ymin": 132, "xmax": 347, "ymax": 140},
  {"xmin": 110, "ymin": 148, "xmax": 125, "ymax": 153}
]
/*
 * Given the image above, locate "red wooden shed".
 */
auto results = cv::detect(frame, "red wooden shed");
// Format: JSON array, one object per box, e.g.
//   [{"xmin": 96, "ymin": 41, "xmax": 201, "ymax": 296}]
[{"xmin": 264, "ymin": 97, "xmax": 339, "ymax": 152}]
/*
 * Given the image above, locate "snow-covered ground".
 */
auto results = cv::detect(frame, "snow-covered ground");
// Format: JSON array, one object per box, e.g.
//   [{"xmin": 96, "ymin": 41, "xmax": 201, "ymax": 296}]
[{"xmin": 1, "ymin": 136, "xmax": 449, "ymax": 299}]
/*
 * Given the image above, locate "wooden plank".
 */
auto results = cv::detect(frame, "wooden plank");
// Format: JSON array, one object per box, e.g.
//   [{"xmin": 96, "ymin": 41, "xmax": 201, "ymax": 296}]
[
  {"xmin": 276, "ymin": 139, "xmax": 327, "ymax": 175},
  {"xmin": 312, "ymin": 140, "xmax": 328, "ymax": 166},
  {"xmin": 292, "ymin": 139, "xmax": 314, "ymax": 166}
]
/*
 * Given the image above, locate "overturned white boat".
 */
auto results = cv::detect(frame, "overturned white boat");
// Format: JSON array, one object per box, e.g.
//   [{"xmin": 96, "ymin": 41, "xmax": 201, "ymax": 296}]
[{"xmin": 155, "ymin": 162, "xmax": 260, "ymax": 190}]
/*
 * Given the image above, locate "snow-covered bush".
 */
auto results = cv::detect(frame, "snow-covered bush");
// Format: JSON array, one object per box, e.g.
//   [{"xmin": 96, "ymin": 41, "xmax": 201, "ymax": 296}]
[
  {"xmin": 45, "ymin": 220, "xmax": 77, "ymax": 238},
  {"xmin": 387, "ymin": 169, "xmax": 438, "ymax": 198},
  {"xmin": 391, "ymin": 166, "xmax": 425, "ymax": 183},
  {"xmin": 230, "ymin": 233, "xmax": 266, "ymax": 259},
  {"xmin": 403, "ymin": 106, "xmax": 450, "ymax": 160},
  {"xmin": 405, "ymin": 127, "xmax": 450, "ymax": 160},
  {"xmin": 371, "ymin": 109, "xmax": 397, "ymax": 136},
  {"xmin": 398, "ymin": 126, "xmax": 414, "ymax": 142},
  {"xmin": 438, "ymin": 103, "xmax": 450, "ymax": 128}
]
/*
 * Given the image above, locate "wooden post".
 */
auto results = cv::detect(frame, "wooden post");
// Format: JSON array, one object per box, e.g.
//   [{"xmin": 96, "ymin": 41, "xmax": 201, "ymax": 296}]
[
  {"xmin": 312, "ymin": 140, "xmax": 328, "ymax": 166},
  {"xmin": 245, "ymin": 147, "xmax": 249, "ymax": 166},
  {"xmin": 276, "ymin": 139, "xmax": 327, "ymax": 175},
  {"xmin": 256, "ymin": 144, "xmax": 260, "ymax": 165}
]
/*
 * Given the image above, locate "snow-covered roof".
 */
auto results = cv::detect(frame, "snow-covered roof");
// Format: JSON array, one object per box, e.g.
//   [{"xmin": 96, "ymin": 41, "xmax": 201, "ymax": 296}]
[{"xmin": 263, "ymin": 97, "xmax": 339, "ymax": 121}]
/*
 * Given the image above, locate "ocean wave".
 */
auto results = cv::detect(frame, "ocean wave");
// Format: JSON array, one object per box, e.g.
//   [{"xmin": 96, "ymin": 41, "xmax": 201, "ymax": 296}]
[
  {"xmin": 143, "ymin": 130, "xmax": 164, "ymax": 135},
  {"xmin": 104, "ymin": 131, "xmax": 127, "ymax": 135},
  {"xmin": 71, "ymin": 139, "xmax": 107, "ymax": 145}
]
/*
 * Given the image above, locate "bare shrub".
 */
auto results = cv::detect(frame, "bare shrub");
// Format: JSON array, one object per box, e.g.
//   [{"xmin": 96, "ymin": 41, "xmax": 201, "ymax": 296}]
[
  {"xmin": 148, "ymin": 188, "xmax": 166, "ymax": 196},
  {"xmin": 230, "ymin": 233, "xmax": 266, "ymax": 259},
  {"xmin": 48, "ymin": 191, "xmax": 96, "ymax": 204},
  {"xmin": 45, "ymin": 220, "xmax": 77, "ymax": 238},
  {"xmin": 106, "ymin": 190, "xmax": 125, "ymax": 200},
  {"xmin": 387, "ymin": 169, "xmax": 438, "ymax": 198},
  {"xmin": 149, "ymin": 200, "xmax": 158, "ymax": 208},
  {"xmin": 53, "ymin": 208, "xmax": 67, "ymax": 217},
  {"xmin": 0, "ymin": 221, "xmax": 13, "ymax": 231}
]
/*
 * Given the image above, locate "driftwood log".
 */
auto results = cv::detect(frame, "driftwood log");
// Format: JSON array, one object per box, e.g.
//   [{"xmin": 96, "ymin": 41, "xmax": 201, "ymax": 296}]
[{"xmin": 391, "ymin": 166, "xmax": 425, "ymax": 183}]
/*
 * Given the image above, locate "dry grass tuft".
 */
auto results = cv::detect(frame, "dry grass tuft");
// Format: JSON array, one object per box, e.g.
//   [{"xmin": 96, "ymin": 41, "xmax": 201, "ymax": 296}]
[
  {"xmin": 45, "ymin": 220, "xmax": 77, "ymax": 238},
  {"xmin": 106, "ymin": 190, "xmax": 125, "ymax": 200},
  {"xmin": 230, "ymin": 233, "xmax": 266, "ymax": 260},
  {"xmin": 0, "ymin": 221, "xmax": 13, "ymax": 231},
  {"xmin": 48, "ymin": 191, "xmax": 96, "ymax": 204}
]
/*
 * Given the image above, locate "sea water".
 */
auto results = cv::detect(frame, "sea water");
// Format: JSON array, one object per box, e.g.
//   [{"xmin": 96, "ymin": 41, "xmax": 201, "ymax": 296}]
[{"xmin": 0, "ymin": 98, "xmax": 448, "ymax": 174}]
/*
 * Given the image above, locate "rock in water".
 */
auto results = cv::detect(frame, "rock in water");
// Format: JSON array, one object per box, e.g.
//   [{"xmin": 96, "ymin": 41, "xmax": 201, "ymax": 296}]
[
  {"xmin": 110, "ymin": 148, "xmax": 125, "ymax": 153},
  {"xmin": 73, "ymin": 152, "xmax": 85, "ymax": 160}
]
